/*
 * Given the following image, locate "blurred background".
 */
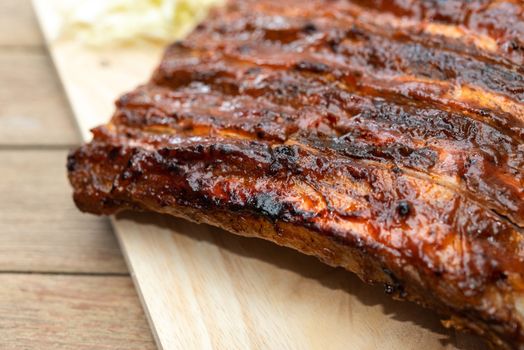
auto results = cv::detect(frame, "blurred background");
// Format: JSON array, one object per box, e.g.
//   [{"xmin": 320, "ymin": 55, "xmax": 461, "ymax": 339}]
[
  {"xmin": 0, "ymin": 1, "xmax": 183, "ymax": 348},
  {"xmin": 0, "ymin": 0, "xmax": 225, "ymax": 347}
]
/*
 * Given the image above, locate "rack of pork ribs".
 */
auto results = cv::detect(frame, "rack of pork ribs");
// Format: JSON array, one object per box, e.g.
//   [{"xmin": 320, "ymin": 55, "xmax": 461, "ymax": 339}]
[{"xmin": 67, "ymin": 0, "xmax": 524, "ymax": 348}]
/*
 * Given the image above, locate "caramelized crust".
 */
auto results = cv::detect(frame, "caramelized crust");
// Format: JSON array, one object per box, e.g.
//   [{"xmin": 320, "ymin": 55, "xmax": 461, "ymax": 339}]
[{"xmin": 67, "ymin": 0, "xmax": 524, "ymax": 348}]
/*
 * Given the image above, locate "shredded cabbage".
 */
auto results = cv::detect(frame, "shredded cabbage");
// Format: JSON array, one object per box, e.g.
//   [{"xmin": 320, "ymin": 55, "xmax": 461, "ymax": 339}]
[{"xmin": 61, "ymin": 0, "xmax": 223, "ymax": 46}]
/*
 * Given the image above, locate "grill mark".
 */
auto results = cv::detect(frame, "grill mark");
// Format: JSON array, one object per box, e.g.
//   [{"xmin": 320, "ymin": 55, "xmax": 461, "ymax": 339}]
[
  {"xmin": 235, "ymin": 46, "xmax": 524, "ymax": 121},
  {"xmin": 183, "ymin": 3, "xmax": 524, "ymax": 123},
  {"xmin": 345, "ymin": 0, "xmax": 523, "ymax": 45},
  {"xmin": 186, "ymin": 30, "xmax": 524, "ymax": 103},
  {"xmin": 116, "ymin": 80, "xmax": 524, "ymax": 179},
  {"xmin": 115, "ymin": 88, "xmax": 299, "ymax": 142},
  {"xmin": 105, "ymin": 91, "xmax": 524, "ymax": 228},
  {"xmin": 194, "ymin": 2, "xmax": 523, "ymax": 73},
  {"xmin": 115, "ymin": 83, "xmax": 522, "ymax": 158},
  {"xmin": 116, "ymin": 83, "xmax": 523, "ymax": 176},
  {"xmin": 333, "ymin": 0, "xmax": 524, "ymax": 68},
  {"xmin": 216, "ymin": 0, "xmax": 524, "ymax": 67},
  {"xmin": 85, "ymin": 124, "xmax": 524, "ymax": 257},
  {"xmin": 186, "ymin": 23, "xmax": 524, "ymax": 102},
  {"xmin": 339, "ymin": 1, "xmax": 518, "ymax": 57},
  {"xmin": 295, "ymin": 136, "xmax": 524, "ymax": 230},
  {"xmin": 147, "ymin": 55, "xmax": 522, "ymax": 209},
  {"xmin": 86, "ymin": 129, "xmax": 524, "ymax": 273},
  {"xmin": 154, "ymin": 45, "xmax": 524, "ymax": 141}
]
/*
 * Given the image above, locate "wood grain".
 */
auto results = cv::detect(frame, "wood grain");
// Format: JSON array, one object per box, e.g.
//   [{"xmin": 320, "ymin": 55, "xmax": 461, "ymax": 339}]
[
  {"xmin": 0, "ymin": 1, "xmax": 156, "ymax": 348},
  {"xmin": 116, "ymin": 212, "xmax": 484, "ymax": 350},
  {"xmin": 33, "ymin": 0, "xmax": 486, "ymax": 349},
  {"xmin": 0, "ymin": 150, "xmax": 127, "ymax": 274},
  {"xmin": 0, "ymin": 51, "xmax": 78, "ymax": 145},
  {"xmin": 28, "ymin": 0, "xmax": 164, "ymax": 141},
  {"xmin": 0, "ymin": 0, "xmax": 44, "ymax": 47},
  {"xmin": 0, "ymin": 273, "xmax": 156, "ymax": 350}
]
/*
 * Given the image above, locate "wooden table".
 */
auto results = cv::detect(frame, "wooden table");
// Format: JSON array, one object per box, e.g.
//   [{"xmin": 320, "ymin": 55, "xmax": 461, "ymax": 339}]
[{"xmin": 0, "ymin": 1, "xmax": 156, "ymax": 348}]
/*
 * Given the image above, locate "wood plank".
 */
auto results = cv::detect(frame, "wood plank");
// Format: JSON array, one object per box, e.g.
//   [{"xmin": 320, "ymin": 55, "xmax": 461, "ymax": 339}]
[
  {"xmin": 116, "ymin": 212, "xmax": 484, "ymax": 350},
  {"xmin": 0, "ymin": 150, "xmax": 127, "ymax": 274},
  {"xmin": 30, "ymin": 0, "xmax": 163, "ymax": 141},
  {"xmin": 0, "ymin": 273, "xmax": 156, "ymax": 350},
  {"xmin": 33, "ymin": 1, "xmax": 486, "ymax": 349},
  {"xmin": 0, "ymin": 0, "xmax": 44, "ymax": 47},
  {"xmin": 0, "ymin": 51, "xmax": 79, "ymax": 146}
]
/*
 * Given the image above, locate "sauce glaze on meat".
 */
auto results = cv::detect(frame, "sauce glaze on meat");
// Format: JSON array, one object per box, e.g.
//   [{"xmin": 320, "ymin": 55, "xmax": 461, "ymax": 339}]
[{"xmin": 67, "ymin": 0, "xmax": 524, "ymax": 348}]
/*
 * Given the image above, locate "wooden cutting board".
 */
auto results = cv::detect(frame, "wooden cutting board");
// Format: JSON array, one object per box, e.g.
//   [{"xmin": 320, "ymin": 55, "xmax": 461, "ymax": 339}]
[{"xmin": 33, "ymin": 1, "xmax": 484, "ymax": 349}]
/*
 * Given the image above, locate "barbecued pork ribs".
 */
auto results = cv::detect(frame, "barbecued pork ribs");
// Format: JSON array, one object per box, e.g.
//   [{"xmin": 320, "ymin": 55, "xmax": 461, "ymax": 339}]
[{"xmin": 67, "ymin": 0, "xmax": 524, "ymax": 348}]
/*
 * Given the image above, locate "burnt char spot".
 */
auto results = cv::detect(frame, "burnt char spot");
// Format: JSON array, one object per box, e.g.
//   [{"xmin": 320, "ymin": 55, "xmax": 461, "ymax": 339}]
[
  {"xmin": 272, "ymin": 145, "xmax": 300, "ymax": 163},
  {"xmin": 294, "ymin": 61, "xmax": 330, "ymax": 73},
  {"xmin": 385, "ymin": 145, "xmax": 437, "ymax": 171},
  {"xmin": 505, "ymin": 39, "xmax": 524, "ymax": 53},
  {"xmin": 327, "ymin": 38, "xmax": 341, "ymax": 53},
  {"xmin": 100, "ymin": 197, "xmax": 114, "ymax": 208},
  {"xmin": 302, "ymin": 22, "xmax": 318, "ymax": 34},
  {"xmin": 408, "ymin": 148, "xmax": 438, "ymax": 170},
  {"xmin": 346, "ymin": 25, "xmax": 369, "ymax": 41},
  {"xmin": 165, "ymin": 161, "xmax": 183, "ymax": 174},
  {"xmin": 108, "ymin": 147, "xmax": 120, "ymax": 161},
  {"xmin": 211, "ymin": 143, "xmax": 238, "ymax": 156},
  {"xmin": 397, "ymin": 201, "xmax": 411, "ymax": 217},
  {"xmin": 66, "ymin": 153, "xmax": 77, "ymax": 172},
  {"xmin": 254, "ymin": 194, "xmax": 283, "ymax": 219},
  {"xmin": 120, "ymin": 153, "xmax": 144, "ymax": 181},
  {"xmin": 332, "ymin": 138, "xmax": 437, "ymax": 172},
  {"xmin": 270, "ymin": 145, "xmax": 301, "ymax": 173},
  {"xmin": 382, "ymin": 268, "xmax": 407, "ymax": 298},
  {"xmin": 384, "ymin": 284, "xmax": 396, "ymax": 294},
  {"xmin": 493, "ymin": 271, "xmax": 508, "ymax": 283}
]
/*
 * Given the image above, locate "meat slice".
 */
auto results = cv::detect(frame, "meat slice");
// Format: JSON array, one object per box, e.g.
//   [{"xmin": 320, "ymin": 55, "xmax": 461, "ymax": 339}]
[{"xmin": 67, "ymin": 0, "xmax": 524, "ymax": 348}]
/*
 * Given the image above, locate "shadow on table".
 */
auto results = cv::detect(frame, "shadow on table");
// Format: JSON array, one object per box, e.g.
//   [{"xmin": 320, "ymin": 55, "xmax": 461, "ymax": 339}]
[{"xmin": 116, "ymin": 211, "xmax": 486, "ymax": 350}]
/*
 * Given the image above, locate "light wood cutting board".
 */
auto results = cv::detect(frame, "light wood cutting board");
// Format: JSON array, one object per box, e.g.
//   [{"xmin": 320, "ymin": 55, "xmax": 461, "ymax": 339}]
[{"xmin": 33, "ymin": 1, "xmax": 484, "ymax": 349}]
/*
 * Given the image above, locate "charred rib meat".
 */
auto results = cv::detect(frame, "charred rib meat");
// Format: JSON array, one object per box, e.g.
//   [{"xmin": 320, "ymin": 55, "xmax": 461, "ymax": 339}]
[{"xmin": 67, "ymin": 0, "xmax": 524, "ymax": 348}]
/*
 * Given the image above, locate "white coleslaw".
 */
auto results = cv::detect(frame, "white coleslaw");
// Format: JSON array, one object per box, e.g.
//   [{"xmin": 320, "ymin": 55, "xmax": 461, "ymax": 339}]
[{"xmin": 61, "ymin": 0, "xmax": 223, "ymax": 46}]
